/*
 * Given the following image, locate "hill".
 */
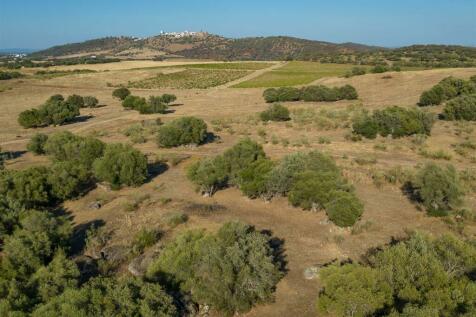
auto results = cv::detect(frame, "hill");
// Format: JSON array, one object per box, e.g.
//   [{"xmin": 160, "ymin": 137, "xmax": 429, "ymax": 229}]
[{"xmin": 29, "ymin": 33, "xmax": 381, "ymax": 60}]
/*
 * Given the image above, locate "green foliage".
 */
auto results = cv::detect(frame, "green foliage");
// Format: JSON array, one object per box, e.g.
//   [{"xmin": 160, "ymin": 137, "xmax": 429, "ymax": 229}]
[
  {"xmin": 146, "ymin": 96, "xmax": 168, "ymax": 114},
  {"xmin": 159, "ymin": 94, "xmax": 177, "ymax": 105},
  {"xmin": 147, "ymin": 222, "xmax": 283, "ymax": 315},
  {"xmin": 48, "ymin": 161, "xmax": 92, "ymax": 200},
  {"xmin": 33, "ymin": 249, "xmax": 80, "ymax": 302},
  {"xmin": 264, "ymin": 84, "xmax": 359, "ymax": 103},
  {"xmin": 371, "ymin": 65, "xmax": 390, "ymax": 73},
  {"xmin": 18, "ymin": 95, "xmax": 82, "ymax": 128},
  {"xmin": 65, "ymin": 94, "xmax": 84, "ymax": 108},
  {"xmin": 325, "ymin": 191, "xmax": 364, "ymax": 227},
  {"xmin": 44, "ymin": 131, "xmax": 105, "ymax": 168},
  {"xmin": 0, "ymin": 70, "xmax": 23, "ymax": 80},
  {"xmin": 318, "ymin": 232, "xmax": 476, "ymax": 316},
  {"xmin": 345, "ymin": 66, "xmax": 366, "ymax": 77},
  {"xmin": 112, "ymin": 87, "xmax": 131, "ymax": 100},
  {"xmin": 259, "ymin": 103, "xmax": 290, "ymax": 121},
  {"xmin": 122, "ymin": 95, "xmax": 147, "ymax": 110},
  {"xmin": 411, "ymin": 163, "xmax": 465, "ymax": 216},
  {"xmin": 442, "ymin": 94, "xmax": 476, "ymax": 121},
  {"xmin": 223, "ymin": 138, "xmax": 266, "ymax": 183},
  {"xmin": 237, "ymin": 158, "xmax": 274, "ymax": 198},
  {"xmin": 418, "ymin": 77, "xmax": 476, "ymax": 106},
  {"xmin": 32, "ymin": 276, "xmax": 177, "ymax": 317},
  {"xmin": 157, "ymin": 116, "xmax": 208, "ymax": 148},
  {"xmin": 93, "ymin": 143, "xmax": 148, "ymax": 188},
  {"xmin": 132, "ymin": 228, "xmax": 159, "ymax": 254},
  {"xmin": 82, "ymin": 96, "xmax": 99, "ymax": 108},
  {"xmin": 265, "ymin": 152, "xmax": 309, "ymax": 197},
  {"xmin": 187, "ymin": 156, "xmax": 228, "ymax": 196},
  {"xmin": 27, "ymin": 133, "xmax": 48, "ymax": 155},
  {"xmin": 318, "ymin": 264, "xmax": 392, "ymax": 317},
  {"xmin": 353, "ymin": 106, "xmax": 434, "ymax": 139}
]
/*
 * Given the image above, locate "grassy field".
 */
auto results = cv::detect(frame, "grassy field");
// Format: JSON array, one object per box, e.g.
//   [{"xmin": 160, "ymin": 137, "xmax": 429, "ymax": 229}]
[
  {"xmin": 128, "ymin": 68, "xmax": 251, "ymax": 89},
  {"xmin": 172, "ymin": 62, "xmax": 274, "ymax": 70},
  {"xmin": 232, "ymin": 61, "xmax": 360, "ymax": 88}
]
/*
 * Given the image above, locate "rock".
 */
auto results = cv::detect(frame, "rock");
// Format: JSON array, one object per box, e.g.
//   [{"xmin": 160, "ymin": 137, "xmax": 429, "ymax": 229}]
[
  {"xmin": 100, "ymin": 245, "xmax": 130, "ymax": 263},
  {"xmin": 88, "ymin": 201, "xmax": 101, "ymax": 209},
  {"xmin": 304, "ymin": 266, "xmax": 321, "ymax": 280},
  {"xmin": 128, "ymin": 252, "xmax": 157, "ymax": 277}
]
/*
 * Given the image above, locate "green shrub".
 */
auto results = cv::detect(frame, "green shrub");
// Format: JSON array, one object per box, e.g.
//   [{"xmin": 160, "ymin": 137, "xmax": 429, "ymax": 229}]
[
  {"xmin": 318, "ymin": 264, "xmax": 392, "ymax": 316},
  {"xmin": 163, "ymin": 212, "xmax": 188, "ymax": 228},
  {"xmin": 147, "ymin": 222, "xmax": 283, "ymax": 315},
  {"xmin": 44, "ymin": 131, "xmax": 105, "ymax": 168},
  {"xmin": 93, "ymin": 143, "xmax": 148, "ymax": 188},
  {"xmin": 157, "ymin": 117, "xmax": 208, "ymax": 148},
  {"xmin": 300, "ymin": 85, "xmax": 339, "ymax": 102},
  {"xmin": 112, "ymin": 87, "xmax": 131, "ymax": 100},
  {"xmin": 263, "ymin": 85, "xmax": 358, "ymax": 103},
  {"xmin": 187, "ymin": 156, "xmax": 228, "ymax": 196},
  {"xmin": 442, "ymin": 94, "xmax": 476, "ymax": 121},
  {"xmin": 159, "ymin": 94, "xmax": 177, "ymax": 105},
  {"xmin": 419, "ymin": 76, "xmax": 476, "ymax": 106},
  {"xmin": 0, "ymin": 70, "xmax": 22, "ymax": 80},
  {"xmin": 18, "ymin": 109, "xmax": 45, "ymax": 128},
  {"xmin": 147, "ymin": 96, "xmax": 168, "ymax": 114},
  {"xmin": 66, "ymin": 94, "xmax": 84, "ymax": 108},
  {"xmin": 371, "ymin": 65, "xmax": 389, "ymax": 73},
  {"xmin": 259, "ymin": 104, "xmax": 290, "ymax": 121},
  {"xmin": 325, "ymin": 191, "xmax": 364, "ymax": 227},
  {"xmin": 263, "ymin": 87, "xmax": 301, "ymax": 103},
  {"xmin": 48, "ymin": 161, "xmax": 92, "ymax": 200},
  {"xmin": 265, "ymin": 152, "xmax": 308, "ymax": 197},
  {"xmin": 237, "ymin": 158, "xmax": 274, "ymax": 198},
  {"xmin": 82, "ymin": 96, "xmax": 99, "ymax": 108},
  {"xmin": 411, "ymin": 163, "xmax": 465, "ymax": 216},
  {"xmin": 353, "ymin": 106, "xmax": 434, "ymax": 138},
  {"xmin": 337, "ymin": 84, "xmax": 359, "ymax": 100},
  {"xmin": 122, "ymin": 95, "xmax": 146, "ymax": 110},
  {"xmin": 132, "ymin": 228, "xmax": 159, "ymax": 254},
  {"xmin": 27, "ymin": 133, "xmax": 49, "ymax": 155},
  {"xmin": 223, "ymin": 138, "xmax": 266, "ymax": 183}
]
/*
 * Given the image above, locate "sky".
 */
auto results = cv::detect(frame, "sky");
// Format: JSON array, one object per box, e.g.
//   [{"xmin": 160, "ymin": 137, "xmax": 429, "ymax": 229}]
[{"xmin": 0, "ymin": 0, "xmax": 475, "ymax": 49}]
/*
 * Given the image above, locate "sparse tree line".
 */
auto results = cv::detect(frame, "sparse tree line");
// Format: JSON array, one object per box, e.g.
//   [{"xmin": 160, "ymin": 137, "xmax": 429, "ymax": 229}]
[
  {"xmin": 18, "ymin": 94, "xmax": 99, "ymax": 128},
  {"xmin": 113, "ymin": 87, "xmax": 177, "ymax": 114},
  {"xmin": 263, "ymin": 84, "xmax": 358, "ymax": 103},
  {"xmin": 344, "ymin": 65, "xmax": 402, "ymax": 78},
  {"xmin": 188, "ymin": 138, "xmax": 364, "ymax": 227},
  {"xmin": 317, "ymin": 231, "xmax": 476, "ymax": 316}
]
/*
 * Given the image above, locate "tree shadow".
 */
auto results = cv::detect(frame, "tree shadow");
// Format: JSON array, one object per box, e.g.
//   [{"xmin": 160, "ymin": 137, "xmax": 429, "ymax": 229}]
[
  {"xmin": 146, "ymin": 161, "xmax": 169, "ymax": 183},
  {"xmin": 168, "ymin": 103, "xmax": 184, "ymax": 107},
  {"xmin": 261, "ymin": 229, "xmax": 288, "ymax": 274},
  {"xmin": 67, "ymin": 115, "xmax": 94, "ymax": 124},
  {"xmin": 203, "ymin": 132, "xmax": 220, "ymax": 145},
  {"xmin": 1, "ymin": 150, "xmax": 27, "ymax": 160},
  {"xmin": 70, "ymin": 219, "xmax": 106, "ymax": 255}
]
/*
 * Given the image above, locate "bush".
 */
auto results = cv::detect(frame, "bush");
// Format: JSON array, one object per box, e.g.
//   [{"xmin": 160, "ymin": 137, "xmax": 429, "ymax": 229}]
[
  {"xmin": 66, "ymin": 94, "xmax": 84, "ymax": 108},
  {"xmin": 132, "ymin": 228, "xmax": 159, "ymax": 254},
  {"xmin": 122, "ymin": 95, "xmax": 146, "ymax": 110},
  {"xmin": 44, "ymin": 131, "xmax": 105, "ymax": 168},
  {"xmin": 411, "ymin": 163, "xmax": 464, "ymax": 216},
  {"xmin": 18, "ymin": 95, "xmax": 81, "ymax": 128},
  {"xmin": 159, "ymin": 94, "xmax": 177, "ymax": 105},
  {"xmin": 147, "ymin": 222, "xmax": 283, "ymax": 315},
  {"xmin": 265, "ymin": 152, "xmax": 308, "ymax": 197},
  {"xmin": 157, "ymin": 116, "xmax": 208, "ymax": 148},
  {"xmin": 371, "ymin": 65, "xmax": 389, "ymax": 73},
  {"xmin": 300, "ymin": 85, "xmax": 339, "ymax": 102},
  {"xmin": 27, "ymin": 133, "xmax": 48, "ymax": 155},
  {"xmin": 223, "ymin": 138, "xmax": 266, "ymax": 183},
  {"xmin": 237, "ymin": 158, "xmax": 274, "ymax": 198},
  {"xmin": 318, "ymin": 264, "xmax": 392, "ymax": 316},
  {"xmin": 48, "ymin": 161, "xmax": 92, "ymax": 200},
  {"xmin": 263, "ymin": 87, "xmax": 301, "ymax": 103},
  {"xmin": 82, "ymin": 96, "xmax": 99, "ymax": 108},
  {"xmin": 353, "ymin": 106, "xmax": 434, "ymax": 139},
  {"xmin": 146, "ymin": 96, "xmax": 168, "ymax": 114},
  {"xmin": 112, "ymin": 87, "xmax": 131, "ymax": 100},
  {"xmin": 93, "ymin": 143, "xmax": 148, "ymax": 188},
  {"xmin": 325, "ymin": 191, "xmax": 364, "ymax": 227},
  {"xmin": 442, "ymin": 94, "xmax": 476, "ymax": 121},
  {"xmin": 259, "ymin": 104, "xmax": 290, "ymax": 121},
  {"xmin": 419, "ymin": 76, "xmax": 476, "ymax": 106},
  {"xmin": 187, "ymin": 156, "xmax": 228, "ymax": 196},
  {"xmin": 0, "ymin": 71, "xmax": 22, "ymax": 80}
]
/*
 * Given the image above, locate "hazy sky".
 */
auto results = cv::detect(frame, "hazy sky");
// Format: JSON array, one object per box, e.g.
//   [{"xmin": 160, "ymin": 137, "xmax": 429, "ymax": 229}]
[{"xmin": 1, "ymin": 0, "xmax": 475, "ymax": 49}]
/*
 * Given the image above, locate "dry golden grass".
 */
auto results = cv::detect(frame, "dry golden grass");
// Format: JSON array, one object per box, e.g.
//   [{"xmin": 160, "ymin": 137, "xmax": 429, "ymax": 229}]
[{"xmin": 1, "ymin": 64, "xmax": 476, "ymax": 317}]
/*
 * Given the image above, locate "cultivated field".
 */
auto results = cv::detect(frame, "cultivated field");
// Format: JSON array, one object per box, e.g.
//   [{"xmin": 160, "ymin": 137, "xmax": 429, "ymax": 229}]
[{"xmin": 1, "ymin": 60, "xmax": 476, "ymax": 316}]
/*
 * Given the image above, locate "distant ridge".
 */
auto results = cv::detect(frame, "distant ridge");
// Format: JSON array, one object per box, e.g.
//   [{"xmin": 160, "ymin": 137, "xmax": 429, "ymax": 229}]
[{"xmin": 29, "ymin": 33, "xmax": 382, "ymax": 60}]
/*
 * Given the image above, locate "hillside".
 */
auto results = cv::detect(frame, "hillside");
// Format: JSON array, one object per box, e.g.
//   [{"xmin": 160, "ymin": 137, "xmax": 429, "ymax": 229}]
[{"xmin": 29, "ymin": 33, "xmax": 381, "ymax": 60}]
